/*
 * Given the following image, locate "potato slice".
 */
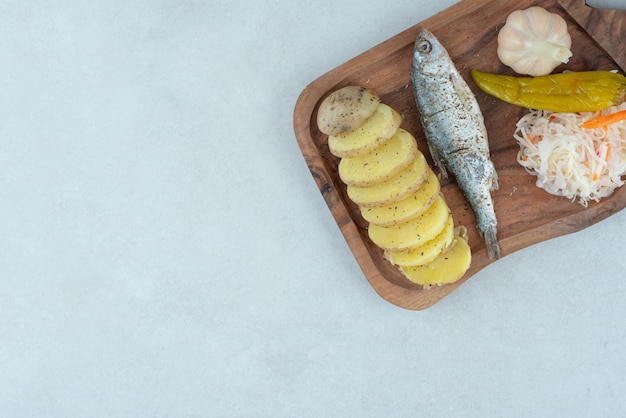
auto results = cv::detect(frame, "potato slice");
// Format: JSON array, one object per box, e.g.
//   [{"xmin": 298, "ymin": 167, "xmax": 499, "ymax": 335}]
[
  {"xmin": 338, "ymin": 129, "xmax": 418, "ymax": 187},
  {"xmin": 400, "ymin": 235, "xmax": 471, "ymax": 286},
  {"xmin": 328, "ymin": 104, "xmax": 402, "ymax": 158},
  {"xmin": 347, "ymin": 152, "xmax": 429, "ymax": 208},
  {"xmin": 368, "ymin": 195, "xmax": 449, "ymax": 251},
  {"xmin": 360, "ymin": 168, "xmax": 440, "ymax": 227},
  {"xmin": 384, "ymin": 215, "xmax": 455, "ymax": 267},
  {"xmin": 317, "ymin": 86, "xmax": 380, "ymax": 136}
]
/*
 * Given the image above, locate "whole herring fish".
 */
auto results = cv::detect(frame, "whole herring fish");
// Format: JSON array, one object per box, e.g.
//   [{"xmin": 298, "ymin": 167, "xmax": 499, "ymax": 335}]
[{"xmin": 410, "ymin": 29, "xmax": 501, "ymax": 259}]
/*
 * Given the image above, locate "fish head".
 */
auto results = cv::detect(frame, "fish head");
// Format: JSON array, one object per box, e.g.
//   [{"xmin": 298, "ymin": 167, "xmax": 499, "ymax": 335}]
[{"xmin": 412, "ymin": 29, "xmax": 451, "ymax": 77}]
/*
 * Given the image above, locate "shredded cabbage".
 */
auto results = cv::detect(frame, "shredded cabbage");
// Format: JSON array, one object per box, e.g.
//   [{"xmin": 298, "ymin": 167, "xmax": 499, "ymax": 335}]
[{"xmin": 513, "ymin": 103, "xmax": 626, "ymax": 206}]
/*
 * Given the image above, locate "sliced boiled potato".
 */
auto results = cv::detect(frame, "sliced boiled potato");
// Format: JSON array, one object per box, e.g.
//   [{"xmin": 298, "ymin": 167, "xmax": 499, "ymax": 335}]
[
  {"xmin": 400, "ymin": 235, "xmax": 471, "ymax": 286},
  {"xmin": 317, "ymin": 86, "xmax": 380, "ymax": 136},
  {"xmin": 368, "ymin": 195, "xmax": 449, "ymax": 251},
  {"xmin": 385, "ymin": 215, "xmax": 455, "ymax": 267},
  {"xmin": 338, "ymin": 129, "xmax": 418, "ymax": 187},
  {"xmin": 347, "ymin": 152, "xmax": 428, "ymax": 207},
  {"xmin": 360, "ymin": 168, "xmax": 440, "ymax": 227},
  {"xmin": 328, "ymin": 104, "xmax": 402, "ymax": 158}
]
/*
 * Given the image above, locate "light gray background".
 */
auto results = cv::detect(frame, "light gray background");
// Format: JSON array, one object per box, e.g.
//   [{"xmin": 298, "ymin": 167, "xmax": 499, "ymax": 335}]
[{"xmin": 2, "ymin": 0, "xmax": 626, "ymax": 416}]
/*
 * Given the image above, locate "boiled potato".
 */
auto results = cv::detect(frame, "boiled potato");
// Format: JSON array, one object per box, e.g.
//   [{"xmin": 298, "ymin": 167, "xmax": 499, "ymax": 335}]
[
  {"xmin": 347, "ymin": 152, "xmax": 428, "ymax": 208},
  {"xmin": 316, "ymin": 86, "xmax": 471, "ymax": 288},
  {"xmin": 360, "ymin": 168, "xmax": 440, "ymax": 227},
  {"xmin": 400, "ymin": 235, "xmax": 471, "ymax": 286},
  {"xmin": 368, "ymin": 195, "xmax": 449, "ymax": 251},
  {"xmin": 317, "ymin": 86, "xmax": 380, "ymax": 136},
  {"xmin": 384, "ymin": 215, "xmax": 455, "ymax": 267},
  {"xmin": 328, "ymin": 104, "xmax": 402, "ymax": 158},
  {"xmin": 338, "ymin": 129, "xmax": 418, "ymax": 187}
]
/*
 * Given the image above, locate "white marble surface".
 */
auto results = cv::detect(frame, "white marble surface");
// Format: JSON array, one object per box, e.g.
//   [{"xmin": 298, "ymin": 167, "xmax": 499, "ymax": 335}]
[{"xmin": 2, "ymin": 0, "xmax": 626, "ymax": 416}]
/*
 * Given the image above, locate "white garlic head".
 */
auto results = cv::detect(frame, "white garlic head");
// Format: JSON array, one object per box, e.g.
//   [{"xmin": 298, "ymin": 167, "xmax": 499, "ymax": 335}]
[{"xmin": 497, "ymin": 6, "xmax": 572, "ymax": 76}]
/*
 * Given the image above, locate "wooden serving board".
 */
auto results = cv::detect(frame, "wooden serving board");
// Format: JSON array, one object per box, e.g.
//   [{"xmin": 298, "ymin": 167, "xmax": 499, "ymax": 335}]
[{"xmin": 293, "ymin": 0, "xmax": 626, "ymax": 310}]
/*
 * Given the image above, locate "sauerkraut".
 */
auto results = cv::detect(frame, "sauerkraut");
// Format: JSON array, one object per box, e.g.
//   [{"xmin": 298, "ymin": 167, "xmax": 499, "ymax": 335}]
[{"xmin": 514, "ymin": 103, "xmax": 626, "ymax": 206}]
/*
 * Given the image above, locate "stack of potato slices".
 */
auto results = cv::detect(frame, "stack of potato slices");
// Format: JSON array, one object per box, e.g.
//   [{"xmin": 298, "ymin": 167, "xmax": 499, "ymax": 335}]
[{"xmin": 317, "ymin": 86, "xmax": 471, "ymax": 286}]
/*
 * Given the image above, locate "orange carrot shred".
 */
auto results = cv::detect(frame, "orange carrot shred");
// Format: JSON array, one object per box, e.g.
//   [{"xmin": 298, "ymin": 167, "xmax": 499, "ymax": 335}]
[{"xmin": 581, "ymin": 110, "xmax": 626, "ymax": 129}]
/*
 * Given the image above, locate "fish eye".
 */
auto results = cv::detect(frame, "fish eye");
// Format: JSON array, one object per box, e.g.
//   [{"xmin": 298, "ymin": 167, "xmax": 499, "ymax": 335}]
[{"xmin": 417, "ymin": 40, "xmax": 432, "ymax": 54}]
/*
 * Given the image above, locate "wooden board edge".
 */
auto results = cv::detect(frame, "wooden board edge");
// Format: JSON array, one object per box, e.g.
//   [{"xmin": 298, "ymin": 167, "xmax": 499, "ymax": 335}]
[{"xmin": 558, "ymin": 0, "xmax": 626, "ymax": 71}]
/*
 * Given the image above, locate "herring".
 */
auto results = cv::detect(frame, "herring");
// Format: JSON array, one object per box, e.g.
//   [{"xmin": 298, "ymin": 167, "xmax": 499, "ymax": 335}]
[{"xmin": 410, "ymin": 29, "xmax": 501, "ymax": 259}]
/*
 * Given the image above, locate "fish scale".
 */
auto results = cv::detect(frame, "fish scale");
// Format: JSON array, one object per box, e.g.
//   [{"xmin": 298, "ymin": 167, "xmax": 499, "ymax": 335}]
[{"xmin": 410, "ymin": 29, "xmax": 501, "ymax": 260}]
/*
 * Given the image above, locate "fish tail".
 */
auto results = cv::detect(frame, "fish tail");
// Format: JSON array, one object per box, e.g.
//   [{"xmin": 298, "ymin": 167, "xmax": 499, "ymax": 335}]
[{"xmin": 484, "ymin": 228, "xmax": 500, "ymax": 260}]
